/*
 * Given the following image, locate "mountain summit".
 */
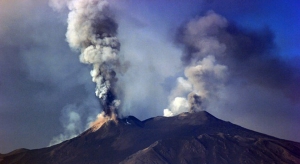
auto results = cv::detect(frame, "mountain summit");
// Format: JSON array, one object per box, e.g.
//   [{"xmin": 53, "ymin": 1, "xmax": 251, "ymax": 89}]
[{"xmin": 1, "ymin": 111, "xmax": 300, "ymax": 164}]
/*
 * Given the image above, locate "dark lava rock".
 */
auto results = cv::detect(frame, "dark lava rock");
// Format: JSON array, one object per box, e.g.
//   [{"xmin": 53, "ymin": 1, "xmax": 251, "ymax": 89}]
[{"xmin": 1, "ymin": 111, "xmax": 300, "ymax": 164}]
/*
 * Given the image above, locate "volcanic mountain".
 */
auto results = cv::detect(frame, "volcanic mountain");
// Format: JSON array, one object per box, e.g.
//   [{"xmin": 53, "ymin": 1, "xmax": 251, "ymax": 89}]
[{"xmin": 1, "ymin": 111, "xmax": 300, "ymax": 164}]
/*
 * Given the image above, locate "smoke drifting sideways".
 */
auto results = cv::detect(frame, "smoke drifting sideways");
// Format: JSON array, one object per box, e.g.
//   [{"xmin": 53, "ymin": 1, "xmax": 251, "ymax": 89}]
[
  {"xmin": 164, "ymin": 11, "xmax": 300, "ymax": 116},
  {"xmin": 50, "ymin": 0, "xmax": 125, "ymax": 126}
]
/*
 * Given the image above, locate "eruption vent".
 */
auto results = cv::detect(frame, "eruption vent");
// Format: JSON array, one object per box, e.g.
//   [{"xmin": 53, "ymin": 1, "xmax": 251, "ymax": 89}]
[{"xmin": 65, "ymin": 0, "xmax": 122, "ymax": 117}]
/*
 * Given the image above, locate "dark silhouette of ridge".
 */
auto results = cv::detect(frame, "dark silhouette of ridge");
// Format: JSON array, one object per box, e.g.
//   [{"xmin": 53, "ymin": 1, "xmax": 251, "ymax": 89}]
[{"xmin": 1, "ymin": 111, "xmax": 300, "ymax": 164}]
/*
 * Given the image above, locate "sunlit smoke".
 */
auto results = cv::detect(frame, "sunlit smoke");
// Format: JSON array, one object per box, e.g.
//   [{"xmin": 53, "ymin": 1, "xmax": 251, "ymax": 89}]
[
  {"xmin": 164, "ymin": 11, "xmax": 228, "ymax": 116},
  {"xmin": 164, "ymin": 97, "xmax": 189, "ymax": 117}
]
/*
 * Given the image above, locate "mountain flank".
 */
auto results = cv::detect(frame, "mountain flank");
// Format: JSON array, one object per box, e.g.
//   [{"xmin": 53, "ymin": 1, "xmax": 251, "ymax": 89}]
[{"xmin": 1, "ymin": 111, "xmax": 300, "ymax": 164}]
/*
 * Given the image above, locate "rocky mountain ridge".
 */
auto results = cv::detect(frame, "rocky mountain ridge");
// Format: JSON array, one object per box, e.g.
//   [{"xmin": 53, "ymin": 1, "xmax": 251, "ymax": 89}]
[{"xmin": 1, "ymin": 111, "xmax": 300, "ymax": 164}]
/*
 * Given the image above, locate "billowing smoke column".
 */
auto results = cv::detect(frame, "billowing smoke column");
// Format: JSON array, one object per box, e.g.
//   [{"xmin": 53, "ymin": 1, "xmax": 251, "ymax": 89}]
[
  {"xmin": 164, "ymin": 11, "xmax": 228, "ymax": 116},
  {"xmin": 63, "ymin": 0, "xmax": 122, "ymax": 118},
  {"xmin": 165, "ymin": 10, "xmax": 299, "ymax": 117}
]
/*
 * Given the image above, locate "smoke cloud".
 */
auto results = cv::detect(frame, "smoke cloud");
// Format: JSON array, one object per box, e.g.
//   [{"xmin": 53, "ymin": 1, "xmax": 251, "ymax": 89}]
[
  {"xmin": 192, "ymin": 11, "xmax": 298, "ymax": 95},
  {"xmin": 48, "ymin": 1, "xmax": 300, "ymax": 144},
  {"xmin": 165, "ymin": 10, "xmax": 300, "ymax": 118},
  {"xmin": 50, "ymin": 0, "xmax": 125, "ymax": 118},
  {"xmin": 164, "ymin": 11, "xmax": 228, "ymax": 116},
  {"xmin": 49, "ymin": 95, "xmax": 101, "ymax": 145},
  {"xmin": 1, "ymin": 0, "xmax": 299, "ymax": 154},
  {"xmin": 49, "ymin": 104, "xmax": 82, "ymax": 146}
]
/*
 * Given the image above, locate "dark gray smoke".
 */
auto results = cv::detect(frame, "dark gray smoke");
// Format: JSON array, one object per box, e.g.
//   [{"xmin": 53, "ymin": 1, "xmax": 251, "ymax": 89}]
[
  {"xmin": 178, "ymin": 11, "xmax": 299, "ymax": 94},
  {"xmin": 1, "ymin": 0, "xmax": 299, "ymax": 154},
  {"xmin": 164, "ymin": 11, "xmax": 228, "ymax": 116},
  {"xmin": 165, "ymin": 10, "xmax": 300, "ymax": 116},
  {"xmin": 188, "ymin": 92, "xmax": 202, "ymax": 112},
  {"xmin": 50, "ymin": 0, "xmax": 124, "ymax": 118}
]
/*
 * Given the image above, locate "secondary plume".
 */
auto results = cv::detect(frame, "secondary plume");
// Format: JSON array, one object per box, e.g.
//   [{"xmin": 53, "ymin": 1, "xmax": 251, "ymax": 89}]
[
  {"xmin": 49, "ymin": 104, "xmax": 83, "ymax": 146},
  {"xmin": 51, "ymin": 0, "xmax": 123, "ymax": 118},
  {"xmin": 164, "ymin": 11, "xmax": 228, "ymax": 116},
  {"xmin": 165, "ymin": 9, "xmax": 300, "ymax": 118}
]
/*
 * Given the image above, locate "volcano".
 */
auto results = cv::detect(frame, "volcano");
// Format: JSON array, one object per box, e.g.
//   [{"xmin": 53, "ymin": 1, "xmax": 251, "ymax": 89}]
[{"xmin": 1, "ymin": 111, "xmax": 300, "ymax": 164}]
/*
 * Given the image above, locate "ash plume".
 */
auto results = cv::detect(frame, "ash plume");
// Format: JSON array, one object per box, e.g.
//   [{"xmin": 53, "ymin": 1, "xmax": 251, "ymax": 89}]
[
  {"xmin": 164, "ymin": 11, "xmax": 228, "ymax": 116},
  {"xmin": 188, "ymin": 92, "xmax": 202, "ymax": 112},
  {"xmin": 50, "ymin": 0, "xmax": 123, "ymax": 118},
  {"xmin": 165, "ymin": 10, "xmax": 300, "ymax": 117}
]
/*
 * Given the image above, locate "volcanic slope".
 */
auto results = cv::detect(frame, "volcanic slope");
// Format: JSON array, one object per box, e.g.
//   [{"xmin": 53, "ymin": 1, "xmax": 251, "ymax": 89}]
[{"xmin": 1, "ymin": 111, "xmax": 300, "ymax": 164}]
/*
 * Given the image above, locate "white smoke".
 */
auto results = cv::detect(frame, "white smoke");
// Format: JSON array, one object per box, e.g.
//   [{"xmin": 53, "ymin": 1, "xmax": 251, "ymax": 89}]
[
  {"xmin": 49, "ymin": 96, "xmax": 100, "ymax": 146},
  {"xmin": 163, "ymin": 77, "xmax": 192, "ymax": 116},
  {"xmin": 164, "ymin": 97, "xmax": 189, "ymax": 117},
  {"xmin": 168, "ymin": 77, "xmax": 193, "ymax": 102},
  {"xmin": 164, "ymin": 11, "xmax": 228, "ymax": 116},
  {"xmin": 49, "ymin": 104, "xmax": 82, "ymax": 146}
]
